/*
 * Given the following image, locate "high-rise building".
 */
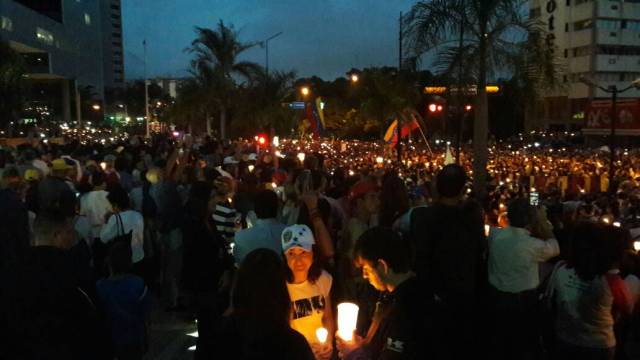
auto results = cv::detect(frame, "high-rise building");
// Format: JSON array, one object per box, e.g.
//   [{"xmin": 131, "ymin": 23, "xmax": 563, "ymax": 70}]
[
  {"xmin": 529, "ymin": 0, "xmax": 640, "ymax": 132},
  {"xmin": 100, "ymin": 0, "xmax": 124, "ymax": 88},
  {"xmin": 0, "ymin": 0, "xmax": 125, "ymax": 124}
]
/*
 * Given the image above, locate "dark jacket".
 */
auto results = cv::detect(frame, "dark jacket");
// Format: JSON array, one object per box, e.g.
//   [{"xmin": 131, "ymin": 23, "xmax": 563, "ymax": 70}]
[
  {"xmin": 0, "ymin": 188, "xmax": 29, "ymax": 268},
  {"xmin": 0, "ymin": 246, "xmax": 108, "ymax": 359},
  {"xmin": 409, "ymin": 201, "xmax": 487, "ymax": 303},
  {"xmin": 360, "ymin": 277, "xmax": 431, "ymax": 360},
  {"xmin": 199, "ymin": 314, "xmax": 314, "ymax": 360}
]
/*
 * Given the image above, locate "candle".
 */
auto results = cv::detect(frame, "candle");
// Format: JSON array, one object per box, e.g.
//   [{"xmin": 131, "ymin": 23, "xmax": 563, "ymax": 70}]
[
  {"xmin": 316, "ymin": 327, "xmax": 328, "ymax": 344},
  {"xmin": 337, "ymin": 302, "xmax": 359, "ymax": 341}
]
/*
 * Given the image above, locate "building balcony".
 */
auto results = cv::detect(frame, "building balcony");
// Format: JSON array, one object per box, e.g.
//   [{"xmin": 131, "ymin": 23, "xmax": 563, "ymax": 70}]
[
  {"xmin": 595, "ymin": 54, "xmax": 640, "ymax": 71},
  {"xmin": 596, "ymin": 29, "xmax": 640, "ymax": 46},
  {"xmin": 597, "ymin": 1, "xmax": 640, "ymax": 19}
]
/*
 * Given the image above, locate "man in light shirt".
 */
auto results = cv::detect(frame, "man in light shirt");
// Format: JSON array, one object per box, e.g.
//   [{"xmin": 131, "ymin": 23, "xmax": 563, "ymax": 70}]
[
  {"xmin": 233, "ymin": 189, "xmax": 286, "ymax": 266},
  {"xmin": 488, "ymin": 197, "xmax": 560, "ymax": 360}
]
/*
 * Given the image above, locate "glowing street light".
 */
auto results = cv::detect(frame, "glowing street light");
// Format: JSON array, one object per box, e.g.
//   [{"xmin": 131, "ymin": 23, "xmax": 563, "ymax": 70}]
[
  {"xmin": 300, "ymin": 86, "xmax": 310, "ymax": 96},
  {"xmin": 92, "ymin": 104, "xmax": 101, "ymax": 111},
  {"xmin": 350, "ymin": 74, "xmax": 359, "ymax": 83}
]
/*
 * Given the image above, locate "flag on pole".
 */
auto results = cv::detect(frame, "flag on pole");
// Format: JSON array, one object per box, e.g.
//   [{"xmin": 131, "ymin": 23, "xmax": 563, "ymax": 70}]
[
  {"xmin": 305, "ymin": 99, "xmax": 325, "ymax": 139},
  {"xmin": 383, "ymin": 116, "xmax": 420, "ymax": 146},
  {"xmin": 384, "ymin": 119, "xmax": 399, "ymax": 144}
]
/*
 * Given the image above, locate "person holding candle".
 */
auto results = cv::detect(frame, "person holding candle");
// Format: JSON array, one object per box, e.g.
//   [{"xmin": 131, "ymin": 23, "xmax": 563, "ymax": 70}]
[
  {"xmin": 203, "ymin": 248, "xmax": 314, "ymax": 359},
  {"xmin": 281, "ymin": 224, "xmax": 335, "ymax": 360},
  {"xmin": 336, "ymin": 227, "xmax": 428, "ymax": 360}
]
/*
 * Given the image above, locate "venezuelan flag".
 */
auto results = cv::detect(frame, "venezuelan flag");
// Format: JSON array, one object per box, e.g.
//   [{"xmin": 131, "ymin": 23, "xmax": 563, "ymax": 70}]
[
  {"xmin": 315, "ymin": 97, "xmax": 326, "ymax": 129},
  {"xmin": 384, "ymin": 119, "xmax": 399, "ymax": 145}
]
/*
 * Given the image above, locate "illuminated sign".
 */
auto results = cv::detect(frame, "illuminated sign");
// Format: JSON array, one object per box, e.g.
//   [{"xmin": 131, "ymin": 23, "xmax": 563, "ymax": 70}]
[{"xmin": 424, "ymin": 85, "xmax": 500, "ymax": 94}]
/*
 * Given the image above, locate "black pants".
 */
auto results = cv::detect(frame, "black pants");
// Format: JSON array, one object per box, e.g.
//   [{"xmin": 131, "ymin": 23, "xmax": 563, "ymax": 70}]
[{"xmin": 488, "ymin": 285, "xmax": 542, "ymax": 360}]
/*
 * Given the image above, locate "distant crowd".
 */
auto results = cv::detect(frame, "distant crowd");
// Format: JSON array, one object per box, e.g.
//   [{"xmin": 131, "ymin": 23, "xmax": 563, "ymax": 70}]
[{"xmin": 0, "ymin": 133, "xmax": 639, "ymax": 360}]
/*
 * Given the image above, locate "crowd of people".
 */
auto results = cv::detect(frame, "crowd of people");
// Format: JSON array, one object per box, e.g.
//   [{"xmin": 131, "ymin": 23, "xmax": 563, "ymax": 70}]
[{"xmin": 0, "ymin": 131, "xmax": 639, "ymax": 360}]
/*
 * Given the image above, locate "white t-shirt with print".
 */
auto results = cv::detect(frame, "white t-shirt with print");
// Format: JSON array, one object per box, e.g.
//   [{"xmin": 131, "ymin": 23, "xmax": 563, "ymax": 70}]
[
  {"xmin": 549, "ymin": 265, "xmax": 616, "ymax": 348},
  {"xmin": 287, "ymin": 270, "xmax": 332, "ymax": 346}
]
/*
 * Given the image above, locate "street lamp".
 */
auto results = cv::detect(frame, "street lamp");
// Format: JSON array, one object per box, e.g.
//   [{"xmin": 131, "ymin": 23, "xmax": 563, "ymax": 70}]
[
  {"xmin": 350, "ymin": 74, "xmax": 359, "ymax": 83},
  {"xmin": 300, "ymin": 86, "xmax": 310, "ymax": 97},
  {"xmin": 260, "ymin": 31, "xmax": 283, "ymax": 77},
  {"xmin": 579, "ymin": 76, "xmax": 640, "ymax": 192},
  {"xmin": 92, "ymin": 104, "xmax": 101, "ymax": 111}
]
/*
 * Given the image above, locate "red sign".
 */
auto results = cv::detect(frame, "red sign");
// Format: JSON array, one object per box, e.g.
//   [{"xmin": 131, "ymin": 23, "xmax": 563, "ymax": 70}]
[{"xmin": 584, "ymin": 99, "xmax": 640, "ymax": 136}]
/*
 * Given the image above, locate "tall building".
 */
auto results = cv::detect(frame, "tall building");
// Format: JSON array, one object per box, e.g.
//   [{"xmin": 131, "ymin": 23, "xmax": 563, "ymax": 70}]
[
  {"xmin": 0, "ymin": 0, "xmax": 125, "ymax": 124},
  {"xmin": 529, "ymin": 0, "xmax": 640, "ymax": 132},
  {"xmin": 100, "ymin": 0, "xmax": 124, "ymax": 89}
]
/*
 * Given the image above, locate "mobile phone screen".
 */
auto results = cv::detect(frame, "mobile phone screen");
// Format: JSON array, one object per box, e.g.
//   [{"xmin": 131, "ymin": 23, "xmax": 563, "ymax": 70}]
[{"xmin": 530, "ymin": 192, "xmax": 539, "ymax": 206}]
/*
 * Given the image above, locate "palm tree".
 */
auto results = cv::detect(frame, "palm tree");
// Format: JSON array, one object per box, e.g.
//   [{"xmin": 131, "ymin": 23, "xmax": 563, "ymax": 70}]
[
  {"xmin": 187, "ymin": 20, "xmax": 262, "ymax": 139},
  {"xmin": 234, "ymin": 69, "xmax": 297, "ymax": 135},
  {"xmin": 0, "ymin": 39, "xmax": 26, "ymax": 134},
  {"xmin": 405, "ymin": 0, "xmax": 558, "ymax": 197}
]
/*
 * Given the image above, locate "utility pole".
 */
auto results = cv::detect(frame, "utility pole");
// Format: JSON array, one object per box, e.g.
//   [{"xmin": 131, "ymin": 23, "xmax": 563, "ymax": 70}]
[
  {"xmin": 456, "ymin": 0, "xmax": 465, "ymax": 164},
  {"xmin": 397, "ymin": 11, "xmax": 403, "ymax": 163},
  {"xmin": 579, "ymin": 76, "xmax": 640, "ymax": 192},
  {"xmin": 143, "ymin": 39, "xmax": 150, "ymax": 138},
  {"xmin": 610, "ymin": 86, "xmax": 617, "ymax": 192}
]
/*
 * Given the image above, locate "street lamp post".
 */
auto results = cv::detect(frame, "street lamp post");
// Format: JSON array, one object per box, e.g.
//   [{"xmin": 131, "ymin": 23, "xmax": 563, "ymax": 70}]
[
  {"xmin": 580, "ymin": 77, "xmax": 640, "ymax": 192},
  {"xmin": 261, "ymin": 32, "xmax": 283, "ymax": 77}
]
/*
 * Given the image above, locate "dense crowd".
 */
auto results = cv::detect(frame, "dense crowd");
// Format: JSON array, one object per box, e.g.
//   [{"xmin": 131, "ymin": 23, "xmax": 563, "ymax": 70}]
[{"xmin": 0, "ymin": 132, "xmax": 639, "ymax": 360}]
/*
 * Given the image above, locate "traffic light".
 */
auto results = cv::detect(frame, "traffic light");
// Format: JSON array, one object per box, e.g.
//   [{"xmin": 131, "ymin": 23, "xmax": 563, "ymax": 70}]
[
  {"xmin": 428, "ymin": 103, "xmax": 443, "ymax": 113},
  {"xmin": 255, "ymin": 134, "xmax": 268, "ymax": 147}
]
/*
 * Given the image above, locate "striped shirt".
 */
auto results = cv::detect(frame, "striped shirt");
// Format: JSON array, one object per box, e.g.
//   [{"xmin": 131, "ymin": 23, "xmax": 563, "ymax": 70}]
[{"xmin": 213, "ymin": 203, "xmax": 237, "ymax": 241}]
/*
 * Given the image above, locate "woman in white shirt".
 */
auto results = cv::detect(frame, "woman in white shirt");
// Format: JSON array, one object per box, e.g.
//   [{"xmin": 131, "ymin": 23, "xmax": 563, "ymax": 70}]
[
  {"xmin": 101, "ymin": 186, "xmax": 145, "ymax": 268},
  {"xmin": 547, "ymin": 222, "xmax": 633, "ymax": 360},
  {"xmin": 281, "ymin": 224, "xmax": 335, "ymax": 360}
]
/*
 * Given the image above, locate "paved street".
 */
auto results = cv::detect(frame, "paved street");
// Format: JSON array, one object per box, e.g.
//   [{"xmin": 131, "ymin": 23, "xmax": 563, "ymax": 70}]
[{"xmin": 145, "ymin": 298, "xmax": 197, "ymax": 360}]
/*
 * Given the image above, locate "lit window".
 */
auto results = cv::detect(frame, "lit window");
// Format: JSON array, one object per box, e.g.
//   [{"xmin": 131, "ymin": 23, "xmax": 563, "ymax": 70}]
[
  {"xmin": 36, "ymin": 28, "xmax": 54, "ymax": 45},
  {"xmin": 84, "ymin": 13, "xmax": 91, "ymax": 25},
  {"xmin": 1, "ymin": 16, "xmax": 12, "ymax": 32}
]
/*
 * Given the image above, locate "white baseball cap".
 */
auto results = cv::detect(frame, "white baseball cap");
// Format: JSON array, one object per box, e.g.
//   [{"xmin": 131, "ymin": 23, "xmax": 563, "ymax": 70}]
[
  {"xmin": 223, "ymin": 156, "xmax": 239, "ymax": 165},
  {"xmin": 281, "ymin": 224, "xmax": 315, "ymax": 253}
]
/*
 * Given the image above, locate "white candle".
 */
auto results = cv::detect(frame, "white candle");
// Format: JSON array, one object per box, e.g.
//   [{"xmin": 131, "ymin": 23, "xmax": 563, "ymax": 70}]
[
  {"xmin": 337, "ymin": 302, "xmax": 359, "ymax": 341},
  {"xmin": 316, "ymin": 327, "xmax": 328, "ymax": 344}
]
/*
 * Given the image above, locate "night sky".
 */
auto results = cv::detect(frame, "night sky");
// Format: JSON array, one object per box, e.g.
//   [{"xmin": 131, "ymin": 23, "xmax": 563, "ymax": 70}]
[{"xmin": 122, "ymin": 0, "xmax": 417, "ymax": 81}]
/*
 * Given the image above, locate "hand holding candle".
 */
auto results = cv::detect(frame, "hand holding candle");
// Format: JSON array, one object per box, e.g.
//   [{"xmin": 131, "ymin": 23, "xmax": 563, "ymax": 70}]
[{"xmin": 316, "ymin": 327, "xmax": 328, "ymax": 344}]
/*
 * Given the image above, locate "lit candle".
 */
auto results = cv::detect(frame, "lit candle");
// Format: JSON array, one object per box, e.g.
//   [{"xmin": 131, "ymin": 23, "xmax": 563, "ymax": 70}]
[
  {"xmin": 316, "ymin": 327, "xmax": 328, "ymax": 344},
  {"xmin": 337, "ymin": 302, "xmax": 359, "ymax": 341}
]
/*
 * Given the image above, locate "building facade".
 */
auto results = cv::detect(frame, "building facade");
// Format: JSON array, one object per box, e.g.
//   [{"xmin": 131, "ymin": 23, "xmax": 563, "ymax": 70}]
[
  {"xmin": 0, "ymin": 0, "xmax": 124, "ymax": 124},
  {"xmin": 529, "ymin": 0, "xmax": 640, "ymax": 131},
  {"xmin": 100, "ymin": 0, "xmax": 124, "ymax": 89}
]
